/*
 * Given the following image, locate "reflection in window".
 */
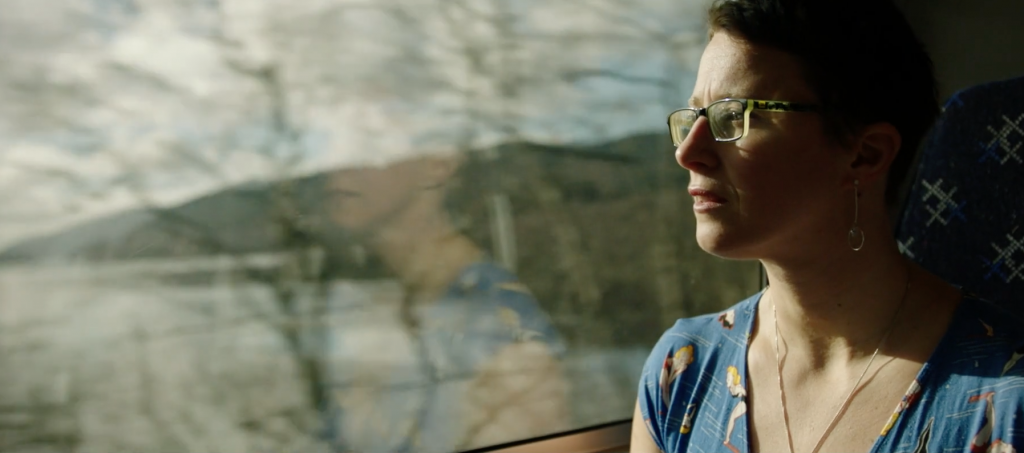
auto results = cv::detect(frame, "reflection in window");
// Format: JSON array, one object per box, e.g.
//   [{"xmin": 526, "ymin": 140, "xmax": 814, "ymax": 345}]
[{"xmin": 0, "ymin": 0, "xmax": 758, "ymax": 452}]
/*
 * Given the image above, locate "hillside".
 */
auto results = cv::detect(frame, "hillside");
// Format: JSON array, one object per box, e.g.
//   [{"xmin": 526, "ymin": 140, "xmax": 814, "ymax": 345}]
[
  {"xmin": 0, "ymin": 132, "xmax": 684, "ymax": 265},
  {"xmin": 0, "ymin": 132, "xmax": 760, "ymax": 346}
]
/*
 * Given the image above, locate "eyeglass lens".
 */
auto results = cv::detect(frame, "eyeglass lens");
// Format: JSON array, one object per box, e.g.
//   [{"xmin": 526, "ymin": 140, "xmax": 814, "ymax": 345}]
[{"xmin": 669, "ymin": 100, "xmax": 745, "ymax": 145}]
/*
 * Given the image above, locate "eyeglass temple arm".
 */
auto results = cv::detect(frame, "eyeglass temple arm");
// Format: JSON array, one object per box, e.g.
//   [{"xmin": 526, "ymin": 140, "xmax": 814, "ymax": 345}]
[{"xmin": 748, "ymin": 99, "xmax": 820, "ymax": 112}]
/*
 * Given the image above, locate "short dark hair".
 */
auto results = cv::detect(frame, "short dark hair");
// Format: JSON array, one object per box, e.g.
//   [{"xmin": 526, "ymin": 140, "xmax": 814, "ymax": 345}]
[{"xmin": 707, "ymin": 0, "xmax": 939, "ymax": 205}]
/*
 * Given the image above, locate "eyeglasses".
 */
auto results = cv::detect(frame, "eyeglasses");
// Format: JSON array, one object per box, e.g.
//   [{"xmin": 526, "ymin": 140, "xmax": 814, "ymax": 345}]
[{"xmin": 667, "ymin": 98, "xmax": 820, "ymax": 145}]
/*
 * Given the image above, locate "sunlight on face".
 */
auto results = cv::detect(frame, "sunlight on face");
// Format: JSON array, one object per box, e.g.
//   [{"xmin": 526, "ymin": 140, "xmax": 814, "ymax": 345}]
[{"xmin": 679, "ymin": 32, "xmax": 847, "ymax": 260}]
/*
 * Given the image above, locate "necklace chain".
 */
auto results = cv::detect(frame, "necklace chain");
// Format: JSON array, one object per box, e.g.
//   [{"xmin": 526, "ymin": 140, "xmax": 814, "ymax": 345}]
[{"xmin": 770, "ymin": 269, "xmax": 911, "ymax": 453}]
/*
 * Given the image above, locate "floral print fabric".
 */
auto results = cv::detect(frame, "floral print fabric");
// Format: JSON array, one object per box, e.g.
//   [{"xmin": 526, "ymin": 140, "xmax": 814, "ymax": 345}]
[{"xmin": 638, "ymin": 291, "xmax": 1024, "ymax": 453}]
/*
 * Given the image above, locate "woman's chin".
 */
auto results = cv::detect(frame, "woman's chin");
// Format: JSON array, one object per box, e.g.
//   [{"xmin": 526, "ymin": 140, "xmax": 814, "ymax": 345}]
[{"xmin": 694, "ymin": 224, "xmax": 748, "ymax": 259}]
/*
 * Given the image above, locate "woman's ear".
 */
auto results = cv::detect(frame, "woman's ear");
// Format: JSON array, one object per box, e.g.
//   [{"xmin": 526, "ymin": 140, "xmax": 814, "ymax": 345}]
[{"xmin": 851, "ymin": 122, "xmax": 902, "ymax": 184}]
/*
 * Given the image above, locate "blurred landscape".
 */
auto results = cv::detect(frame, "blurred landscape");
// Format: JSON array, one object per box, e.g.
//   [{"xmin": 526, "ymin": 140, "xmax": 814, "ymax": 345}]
[
  {"xmin": 0, "ymin": 0, "xmax": 759, "ymax": 451},
  {"xmin": 1, "ymin": 131, "xmax": 757, "ymax": 346},
  {"xmin": 0, "ymin": 131, "xmax": 758, "ymax": 452}
]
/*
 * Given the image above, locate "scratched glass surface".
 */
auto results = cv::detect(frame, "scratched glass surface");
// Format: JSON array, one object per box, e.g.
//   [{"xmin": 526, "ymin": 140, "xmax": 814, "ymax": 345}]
[{"xmin": 0, "ymin": 0, "xmax": 759, "ymax": 451}]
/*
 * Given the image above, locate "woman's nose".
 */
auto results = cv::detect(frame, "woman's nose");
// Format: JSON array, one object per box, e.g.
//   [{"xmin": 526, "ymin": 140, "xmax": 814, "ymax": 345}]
[{"xmin": 676, "ymin": 116, "xmax": 719, "ymax": 172}]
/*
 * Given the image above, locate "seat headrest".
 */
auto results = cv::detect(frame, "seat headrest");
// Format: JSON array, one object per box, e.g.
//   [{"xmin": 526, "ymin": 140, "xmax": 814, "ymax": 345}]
[{"xmin": 896, "ymin": 75, "xmax": 1024, "ymax": 315}]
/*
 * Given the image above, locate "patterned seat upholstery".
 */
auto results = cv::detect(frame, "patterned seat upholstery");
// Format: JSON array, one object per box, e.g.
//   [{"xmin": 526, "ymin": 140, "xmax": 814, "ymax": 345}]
[{"xmin": 896, "ymin": 75, "xmax": 1024, "ymax": 318}]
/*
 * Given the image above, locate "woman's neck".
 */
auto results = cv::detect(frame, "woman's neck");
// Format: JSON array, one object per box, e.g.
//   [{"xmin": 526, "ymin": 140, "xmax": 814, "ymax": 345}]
[
  {"xmin": 371, "ymin": 218, "xmax": 483, "ymax": 304},
  {"xmin": 761, "ymin": 241, "xmax": 913, "ymax": 368}
]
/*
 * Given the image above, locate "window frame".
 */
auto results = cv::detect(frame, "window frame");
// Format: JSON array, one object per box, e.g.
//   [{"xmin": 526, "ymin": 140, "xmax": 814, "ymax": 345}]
[{"xmin": 462, "ymin": 420, "xmax": 631, "ymax": 453}]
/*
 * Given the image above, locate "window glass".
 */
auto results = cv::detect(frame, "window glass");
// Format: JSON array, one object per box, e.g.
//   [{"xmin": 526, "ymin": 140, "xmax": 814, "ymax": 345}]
[{"xmin": 0, "ymin": 0, "xmax": 759, "ymax": 451}]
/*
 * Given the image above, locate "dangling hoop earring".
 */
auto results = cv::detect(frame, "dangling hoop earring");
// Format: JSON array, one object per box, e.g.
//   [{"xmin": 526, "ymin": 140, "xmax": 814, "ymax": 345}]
[{"xmin": 848, "ymin": 180, "xmax": 865, "ymax": 251}]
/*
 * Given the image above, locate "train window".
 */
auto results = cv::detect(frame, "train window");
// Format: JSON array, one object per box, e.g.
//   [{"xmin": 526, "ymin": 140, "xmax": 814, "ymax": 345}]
[
  {"xmin": 3, "ymin": 0, "xmax": 1023, "ymax": 451},
  {"xmin": 0, "ymin": 0, "xmax": 762, "ymax": 451}
]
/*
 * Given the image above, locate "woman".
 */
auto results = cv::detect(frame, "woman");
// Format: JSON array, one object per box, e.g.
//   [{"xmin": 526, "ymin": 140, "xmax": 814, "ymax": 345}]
[
  {"xmin": 324, "ymin": 153, "xmax": 568, "ymax": 452},
  {"xmin": 631, "ymin": 1, "xmax": 1024, "ymax": 453}
]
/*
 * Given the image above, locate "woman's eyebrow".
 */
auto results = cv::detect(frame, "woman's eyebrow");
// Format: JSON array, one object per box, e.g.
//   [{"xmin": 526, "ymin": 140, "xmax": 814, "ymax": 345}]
[{"xmin": 688, "ymin": 94, "xmax": 741, "ymax": 108}]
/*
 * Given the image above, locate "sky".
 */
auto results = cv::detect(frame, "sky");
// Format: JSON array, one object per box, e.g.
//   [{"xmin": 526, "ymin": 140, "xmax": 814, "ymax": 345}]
[{"xmin": 0, "ymin": 0, "xmax": 707, "ymax": 249}]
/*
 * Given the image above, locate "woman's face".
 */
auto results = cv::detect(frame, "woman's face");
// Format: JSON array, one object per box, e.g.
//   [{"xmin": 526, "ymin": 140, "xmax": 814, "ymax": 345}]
[
  {"xmin": 327, "ymin": 161, "xmax": 424, "ymax": 237},
  {"xmin": 678, "ymin": 32, "xmax": 850, "ymax": 260},
  {"xmin": 326, "ymin": 155, "xmax": 458, "ymax": 240}
]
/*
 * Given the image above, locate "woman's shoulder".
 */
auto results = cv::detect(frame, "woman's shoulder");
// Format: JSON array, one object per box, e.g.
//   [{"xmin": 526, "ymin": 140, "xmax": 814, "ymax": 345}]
[
  {"xmin": 894, "ymin": 294, "xmax": 1024, "ymax": 452},
  {"xmin": 644, "ymin": 292, "xmax": 762, "ymax": 370},
  {"xmin": 931, "ymin": 293, "xmax": 1024, "ymax": 377},
  {"xmin": 661, "ymin": 292, "xmax": 760, "ymax": 340},
  {"xmin": 872, "ymin": 293, "xmax": 1024, "ymax": 453},
  {"xmin": 958, "ymin": 292, "xmax": 1024, "ymax": 332},
  {"xmin": 636, "ymin": 294, "xmax": 761, "ymax": 451},
  {"xmin": 953, "ymin": 293, "xmax": 1024, "ymax": 352}
]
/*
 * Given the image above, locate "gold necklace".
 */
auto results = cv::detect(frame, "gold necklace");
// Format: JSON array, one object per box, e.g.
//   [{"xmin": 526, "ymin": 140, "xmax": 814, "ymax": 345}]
[{"xmin": 770, "ymin": 269, "xmax": 911, "ymax": 453}]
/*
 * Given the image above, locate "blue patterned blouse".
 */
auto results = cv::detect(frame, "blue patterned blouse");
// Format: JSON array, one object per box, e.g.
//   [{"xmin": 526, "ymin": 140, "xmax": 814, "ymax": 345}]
[
  {"xmin": 325, "ymin": 261, "xmax": 565, "ymax": 453},
  {"xmin": 638, "ymin": 291, "xmax": 1024, "ymax": 453}
]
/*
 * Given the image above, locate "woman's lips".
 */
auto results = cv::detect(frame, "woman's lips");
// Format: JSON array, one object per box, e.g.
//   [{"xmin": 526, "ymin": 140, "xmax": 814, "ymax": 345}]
[{"xmin": 688, "ymin": 187, "xmax": 727, "ymax": 212}]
